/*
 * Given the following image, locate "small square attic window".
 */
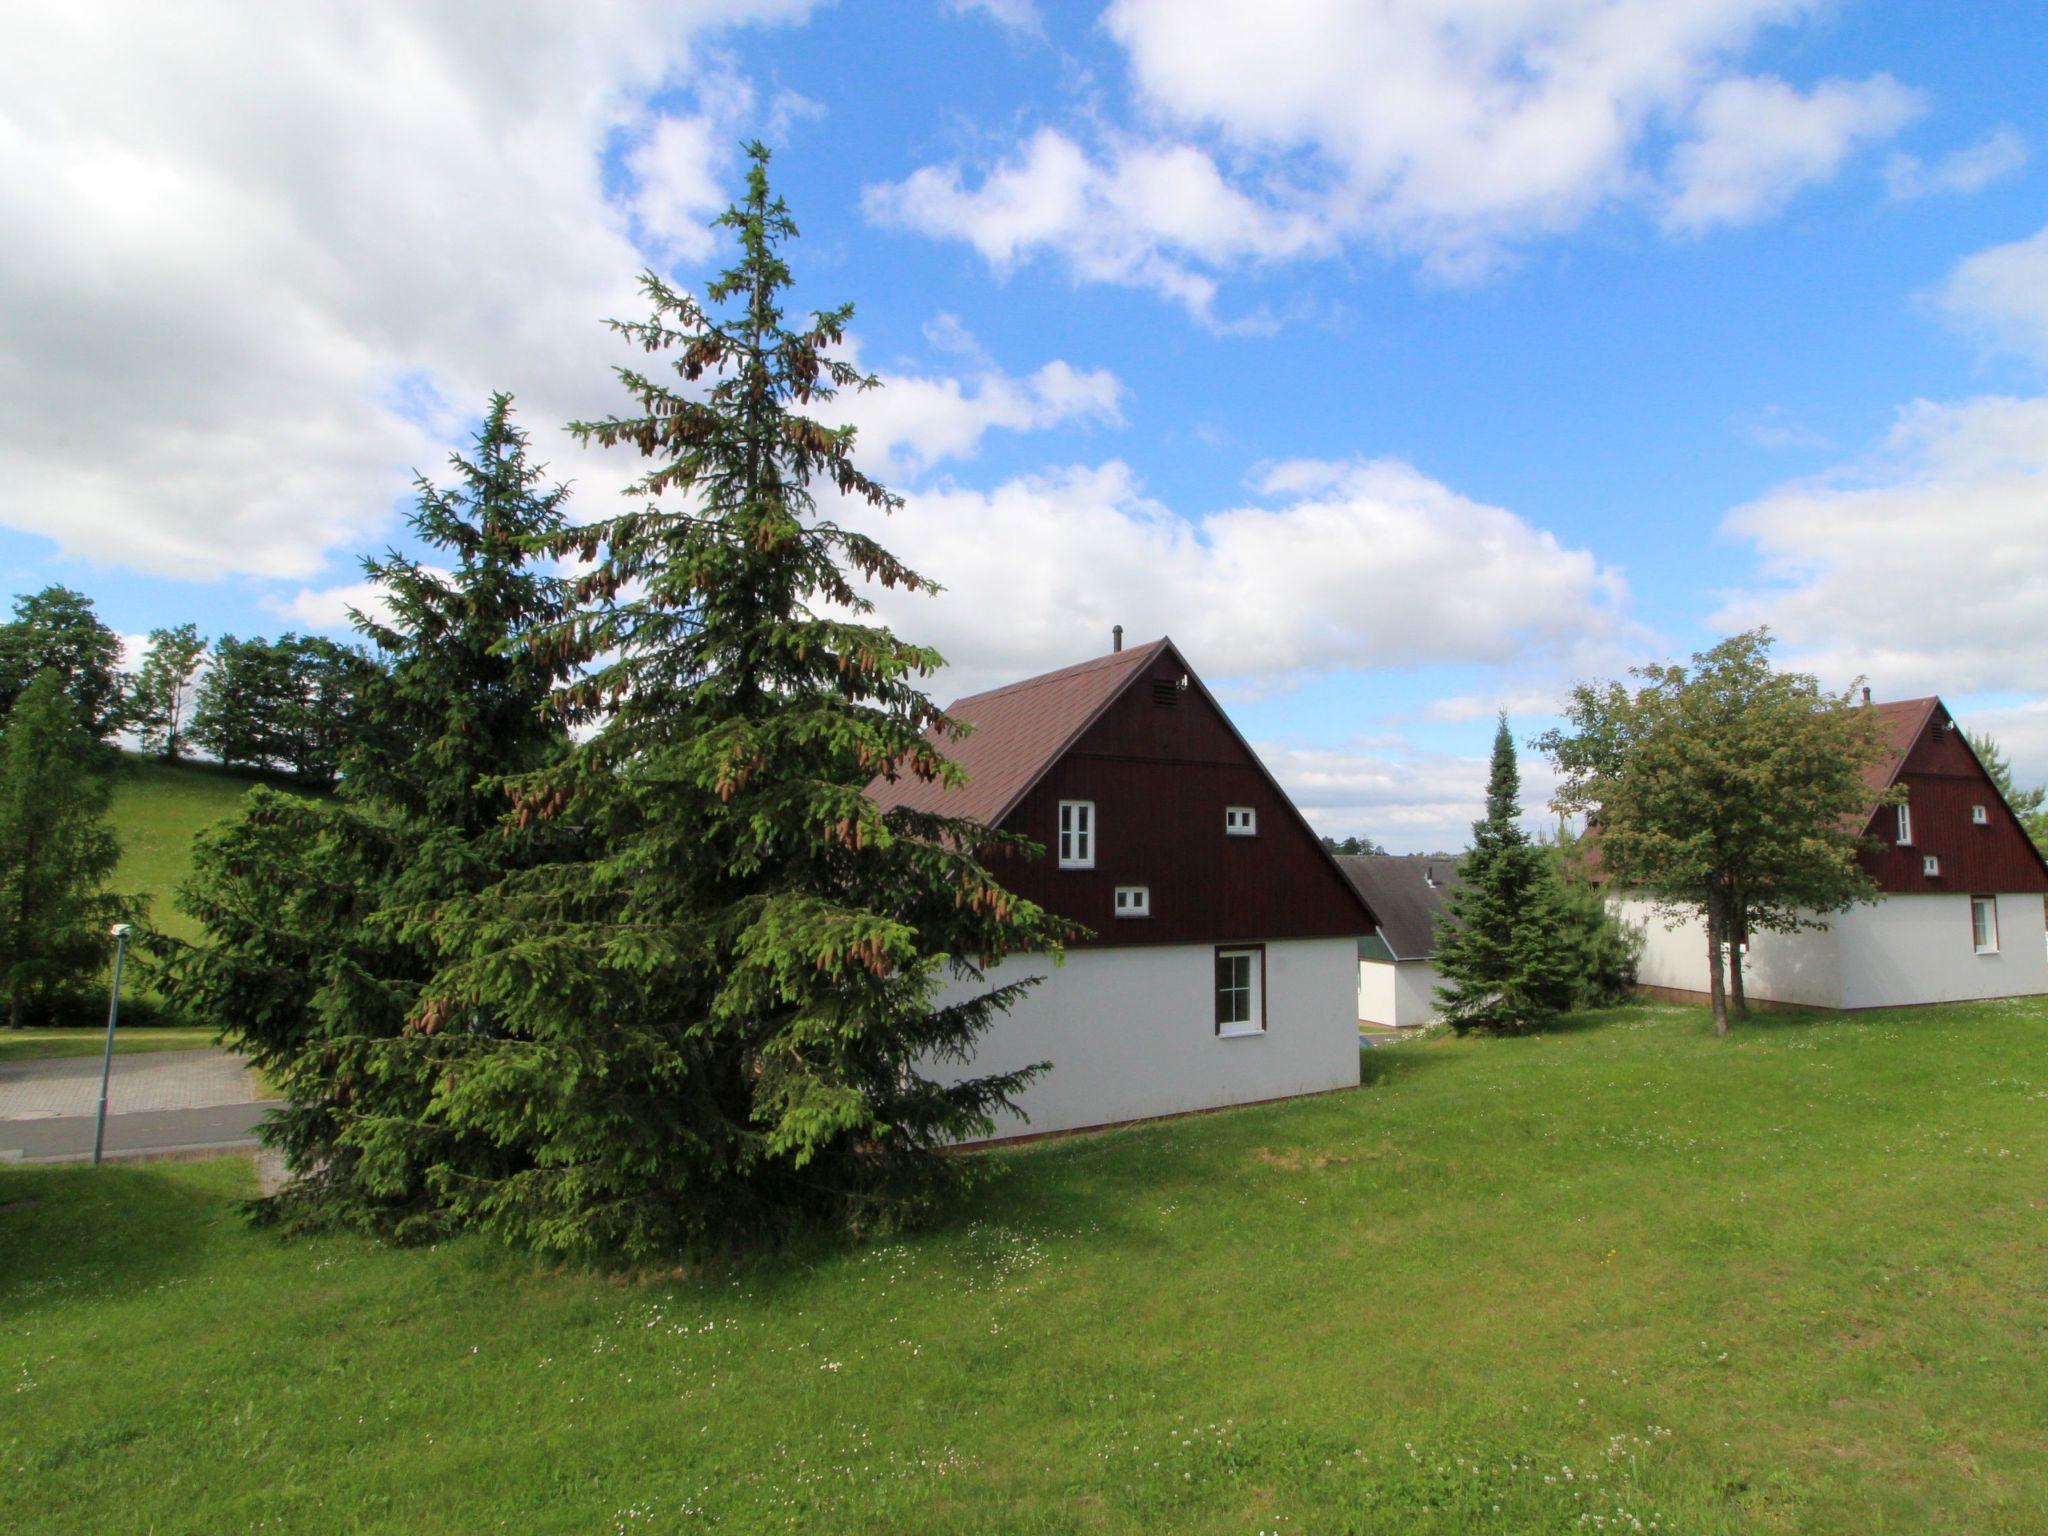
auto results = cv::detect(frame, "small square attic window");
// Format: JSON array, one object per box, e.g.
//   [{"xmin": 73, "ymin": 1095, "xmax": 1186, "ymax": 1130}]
[
  {"xmin": 1972, "ymin": 804, "xmax": 1990, "ymax": 825},
  {"xmin": 1225, "ymin": 806, "xmax": 1256, "ymax": 836},
  {"xmin": 1114, "ymin": 885, "xmax": 1150, "ymax": 917}
]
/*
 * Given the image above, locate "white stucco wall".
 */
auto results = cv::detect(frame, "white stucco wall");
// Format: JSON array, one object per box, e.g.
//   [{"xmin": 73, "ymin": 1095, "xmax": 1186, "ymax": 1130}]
[
  {"xmin": 1837, "ymin": 893, "xmax": 2048, "ymax": 1009},
  {"xmin": 1613, "ymin": 893, "xmax": 2048, "ymax": 1010},
  {"xmin": 937, "ymin": 938, "xmax": 1361, "ymax": 1140},
  {"xmin": 1617, "ymin": 897, "xmax": 1845, "ymax": 1008},
  {"xmin": 1358, "ymin": 959, "xmax": 1442, "ymax": 1026}
]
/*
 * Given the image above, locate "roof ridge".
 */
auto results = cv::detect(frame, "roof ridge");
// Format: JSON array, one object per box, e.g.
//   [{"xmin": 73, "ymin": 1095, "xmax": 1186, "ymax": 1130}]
[{"xmin": 948, "ymin": 638, "xmax": 1167, "ymax": 709}]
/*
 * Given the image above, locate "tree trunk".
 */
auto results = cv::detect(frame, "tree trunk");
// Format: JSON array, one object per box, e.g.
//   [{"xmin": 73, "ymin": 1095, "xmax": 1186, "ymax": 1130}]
[
  {"xmin": 1704, "ymin": 899, "xmax": 1728, "ymax": 1038},
  {"xmin": 1729, "ymin": 914, "xmax": 1749, "ymax": 1021}
]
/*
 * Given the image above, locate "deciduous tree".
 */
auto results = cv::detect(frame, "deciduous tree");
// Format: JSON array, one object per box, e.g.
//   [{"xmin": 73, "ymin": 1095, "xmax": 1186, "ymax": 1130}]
[
  {"xmin": 0, "ymin": 585, "xmax": 126, "ymax": 739},
  {"xmin": 1540, "ymin": 631, "xmax": 1892, "ymax": 1036},
  {"xmin": 130, "ymin": 624, "xmax": 208, "ymax": 761}
]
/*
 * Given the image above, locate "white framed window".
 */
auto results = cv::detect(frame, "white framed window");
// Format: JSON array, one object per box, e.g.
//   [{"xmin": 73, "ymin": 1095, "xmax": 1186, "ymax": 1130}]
[
  {"xmin": 1214, "ymin": 946, "xmax": 1264, "ymax": 1037},
  {"xmin": 1057, "ymin": 800, "xmax": 1095, "ymax": 869},
  {"xmin": 1972, "ymin": 804, "xmax": 1990, "ymax": 825},
  {"xmin": 1972, "ymin": 895, "xmax": 2000, "ymax": 954},
  {"xmin": 1225, "ymin": 806, "xmax": 1257, "ymax": 836},
  {"xmin": 1113, "ymin": 885, "xmax": 1150, "ymax": 918},
  {"xmin": 1896, "ymin": 804, "xmax": 1913, "ymax": 845},
  {"xmin": 1923, "ymin": 854, "xmax": 1941, "ymax": 877}
]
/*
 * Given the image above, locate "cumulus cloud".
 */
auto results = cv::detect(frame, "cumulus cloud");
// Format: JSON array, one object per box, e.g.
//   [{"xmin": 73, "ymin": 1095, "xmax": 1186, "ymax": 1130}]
[
  {"xmin": 843, "ymin": 455, "xmax": 1632, "ymax": 697},
  {"xmin": 1884, "ymin": 127, "xmax": 2028, "ymax": 202},
  {"xmin": 1934, "ymin": 222, "xmax": 2048, "ymax": 369},
  {"xmin": 870, "ymin": 1, "xmax": 1923, "ymax": 310},
  {"xmin": 1716, "ymin": 395, "xmax": 2048, "ymax": 697},
  {"xmin": 831, "ymin": 347, "xmax": 1126, "ymax": 477},
  {"xmin": 1662, "ymin": 73, "xmax": 1923, "ymax": 232},
  {"xmin": 0, "ymin": 1, "xmax": 815, "ymax": 584},
  {"xmin": 865, "ymin": 129, "xmax": 1328, "ymax": 322},
  {"xmin": 1260, "ymin": 739, "xmax": 1565, "ymax": 854}
]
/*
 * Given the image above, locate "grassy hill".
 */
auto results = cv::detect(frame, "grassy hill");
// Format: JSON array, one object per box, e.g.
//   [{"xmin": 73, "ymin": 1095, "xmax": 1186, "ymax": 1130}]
[
  {"xmin": 7, "ymin": 998, "xmax": 2048, "ymax": 1533},
  {"xmin": 0, "ymin": 755, "xmax": 305, "ymax": 1043},
  {"xmin": 108, "ymin": 753, "xmax": 295, "ymax": 944}
]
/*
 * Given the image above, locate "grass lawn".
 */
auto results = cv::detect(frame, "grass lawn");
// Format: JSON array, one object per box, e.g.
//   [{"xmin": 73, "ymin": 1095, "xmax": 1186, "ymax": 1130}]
[
  {"xmin": 7, "ymin": 999, "xmax": 2048, "ymax": 1533},
  {"xmin": 0, "ymin": 1026, "xmax": 217, "ymax": 1064},
  {"xmin": 108, "ymin": 753, "xmax": 290, "ymax": 945}
]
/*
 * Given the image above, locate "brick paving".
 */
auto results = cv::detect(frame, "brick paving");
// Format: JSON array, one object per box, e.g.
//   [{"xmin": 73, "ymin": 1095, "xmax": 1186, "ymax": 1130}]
[{"xmin": 0, "ymin": 1049, "xmax": 278, "ymax": 1164}]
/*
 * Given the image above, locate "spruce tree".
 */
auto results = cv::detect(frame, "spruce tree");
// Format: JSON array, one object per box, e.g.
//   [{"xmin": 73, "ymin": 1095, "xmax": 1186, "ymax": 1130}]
[
  {"xmin": 173, "ymin": 396, "xmax": 572, "ymax": 1234},
  {"xmin": 410, "ymin": 144, "xmax": 1070, "ymax": 1259},
  {"xmin": 0, "ymin": 673, "xmax": 139, "ymax": 1025},
  {"xmin": 130, "ymin": 624, "xmax": 207, "ymax": 761},
  {"xmin": 1434, "ymin": 715, "xmax": 1573, "ymax": 1034}
]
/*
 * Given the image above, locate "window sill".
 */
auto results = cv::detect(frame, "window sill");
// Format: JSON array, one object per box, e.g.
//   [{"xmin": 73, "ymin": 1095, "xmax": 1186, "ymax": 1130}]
[
  {"xmin": 1216, "ymin": 1024, "xmax": 1265, "ymax": 1039},
  {"xmin": 1975, "ymin": 948, "xmax": 2000, "ymax": 957}
]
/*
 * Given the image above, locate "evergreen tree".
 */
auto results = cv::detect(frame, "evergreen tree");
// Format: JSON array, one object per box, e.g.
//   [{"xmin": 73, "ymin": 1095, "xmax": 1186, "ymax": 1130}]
[
  {"xmin": 1545, "ymin": 827, "xmax": 1642, "ymax": 1008},
  {"xmin": 172, "ymin": 396, "xmax": 572, "ymax": 1235},
  {"xmin": 1967, "ymin": 731, "xmax": 2048, "ymax": 854},
  {"xmin": 0, "ymin": 585, "xmax": 126, "ymax": 739},
  {"xmin": 1433, "ymin": 715, "xmax": 1573, "ymax": 1034},
  {"xmin": 0, "ymin": 674, "xmax": 140, "ymax": 1025},
  {"xmin": 406, "ymin": 145, "xmax": 1072, "ymax": 1260},
  {"xmin": 130, "ymin": 624, "xmax": 207, "ymax": 761}
]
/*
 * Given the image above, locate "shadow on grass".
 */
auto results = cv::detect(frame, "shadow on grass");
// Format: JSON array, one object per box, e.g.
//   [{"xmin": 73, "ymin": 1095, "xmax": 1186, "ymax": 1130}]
[{"xmin": 0, "ymin": 1160, "xmax": 232, "ymax": 1312}]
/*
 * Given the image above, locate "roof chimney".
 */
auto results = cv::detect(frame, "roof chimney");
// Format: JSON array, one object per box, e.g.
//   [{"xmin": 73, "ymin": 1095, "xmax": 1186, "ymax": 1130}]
[
  {"xmin": 1112, "ymin": 624, "xmax": 1123, "ymax": 653},
  {"xmin": 1861, "ymin": 685, "xmax": 1872, "ymax": 705}
]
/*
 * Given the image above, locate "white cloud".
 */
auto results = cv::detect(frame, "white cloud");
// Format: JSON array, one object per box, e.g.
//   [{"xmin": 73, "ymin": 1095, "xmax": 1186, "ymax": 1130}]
[
  {"xmin": 1261, "ymin": 739, "xmax": 1564, "ymax": 854},
  {"xmin": 1662, "ymin": 73, "xmax": 1923, "ymax": 233},
  {"xmin": 1717, "ymin": 395, "xmax": 2048, "ymax": 696},
  {"xmin": 1934, "ymin": 223, "xmax": 2048, "ymax": 369},
  {"xmin": 0, "ymin": 1, "xmax": 816, "ymax": 584},
  {"xmin": 263, "ymin": 579, "xmax": 396, "ymax": 633},
  {"xmin": 1884, "ymin": 127, "xmax": 2027, "ymax": 202},
  {"xmin": 865, "ymin": 128, "xmax": 1327, "ymax": 322},
  {"xmin": 626, "ymin": 114, "xmax": 734, "ymax": 262},
  {"xmin": 1956, "ymin": 699, "xmax": 2048, "ymax": 793},
  {"xmin": 871, "ymin": 2, "xmax": 1924, "ymax": 309},
  {"xmin": 946, "ymin": 0, "xmax": 1043, "ymax": 37},
  {"xmin": 846, "ymin": 455, "xmax": 1631, "ymax": 697},
  {"xmin": 832, "ymin": 349, "xmax": 1126, "ymax": 477}
]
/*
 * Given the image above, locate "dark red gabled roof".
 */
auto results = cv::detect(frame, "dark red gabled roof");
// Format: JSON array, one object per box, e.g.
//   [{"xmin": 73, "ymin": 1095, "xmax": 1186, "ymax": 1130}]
[
  {"xmin": 867, "ymin": 640, "xmax": 1168, "ymax": 827},
  {"xmin": 1861, "ymin": 696, "xmax": 1940, "ymax": 805}
]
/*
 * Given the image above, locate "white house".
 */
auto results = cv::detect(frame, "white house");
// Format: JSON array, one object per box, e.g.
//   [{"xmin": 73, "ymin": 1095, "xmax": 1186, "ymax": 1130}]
[
  {"xmin": 1337, "ymin": 854, "xmax": 1461, "ymax": 1027},
  {"xmin": 1618, "ymin": 696, "xmax": 2048, "ymax": 1010},
  {"xmin": 867, "ymin": 636, "xmax": 1380, "ymax": 1139}
]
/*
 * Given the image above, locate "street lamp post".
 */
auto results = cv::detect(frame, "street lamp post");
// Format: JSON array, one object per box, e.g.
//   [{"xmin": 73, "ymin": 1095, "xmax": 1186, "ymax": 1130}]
[{"xmin": 91, "ymin": 923, "xmax": 133, "ymax": 1167}]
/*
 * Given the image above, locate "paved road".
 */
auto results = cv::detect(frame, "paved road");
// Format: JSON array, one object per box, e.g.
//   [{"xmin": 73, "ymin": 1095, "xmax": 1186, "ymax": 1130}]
[{"xmin": 0, "ymin": 1049, "xmax": 278, "ymax": 1164}]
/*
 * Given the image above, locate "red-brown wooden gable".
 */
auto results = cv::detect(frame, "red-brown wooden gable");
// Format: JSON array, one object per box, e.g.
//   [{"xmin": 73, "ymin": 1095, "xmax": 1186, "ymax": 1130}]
[
  {"xmin": 1859, "ymin": 701, "xmax": 2048, "ymax": 895},
  {"xmin": 986, "ymin": 649, "xmax": 1376, "ymax": 947}
]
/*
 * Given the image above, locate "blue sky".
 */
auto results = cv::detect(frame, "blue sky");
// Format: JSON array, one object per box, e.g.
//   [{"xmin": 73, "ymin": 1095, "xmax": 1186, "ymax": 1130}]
[{"xmin": 4, "ymin": 1, "xmax": 2047, "ymax": 848}]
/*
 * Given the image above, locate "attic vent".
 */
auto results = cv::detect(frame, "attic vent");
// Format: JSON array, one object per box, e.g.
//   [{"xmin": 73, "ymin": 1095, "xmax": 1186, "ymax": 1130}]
[{"xmin": 1151, "ymin": 678, "xmax": 1179, "ymax": 708}]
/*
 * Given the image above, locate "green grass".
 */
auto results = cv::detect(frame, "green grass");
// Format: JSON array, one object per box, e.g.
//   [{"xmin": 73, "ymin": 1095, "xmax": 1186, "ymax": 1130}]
[
  {"xmin": 7, "ymin": 999, "xmax": 2048, "ymax": 1534},
  {"xmin": 0, "ymin": 754, "xmax": 304, "ymax": 1042},
  {"xmin": 0, "ymin": 1026, "xmax": 217, "ymax": 1063},
  {"xmin": 108, "ymin": 753, "xmax": 289, "ymax": 945}
]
